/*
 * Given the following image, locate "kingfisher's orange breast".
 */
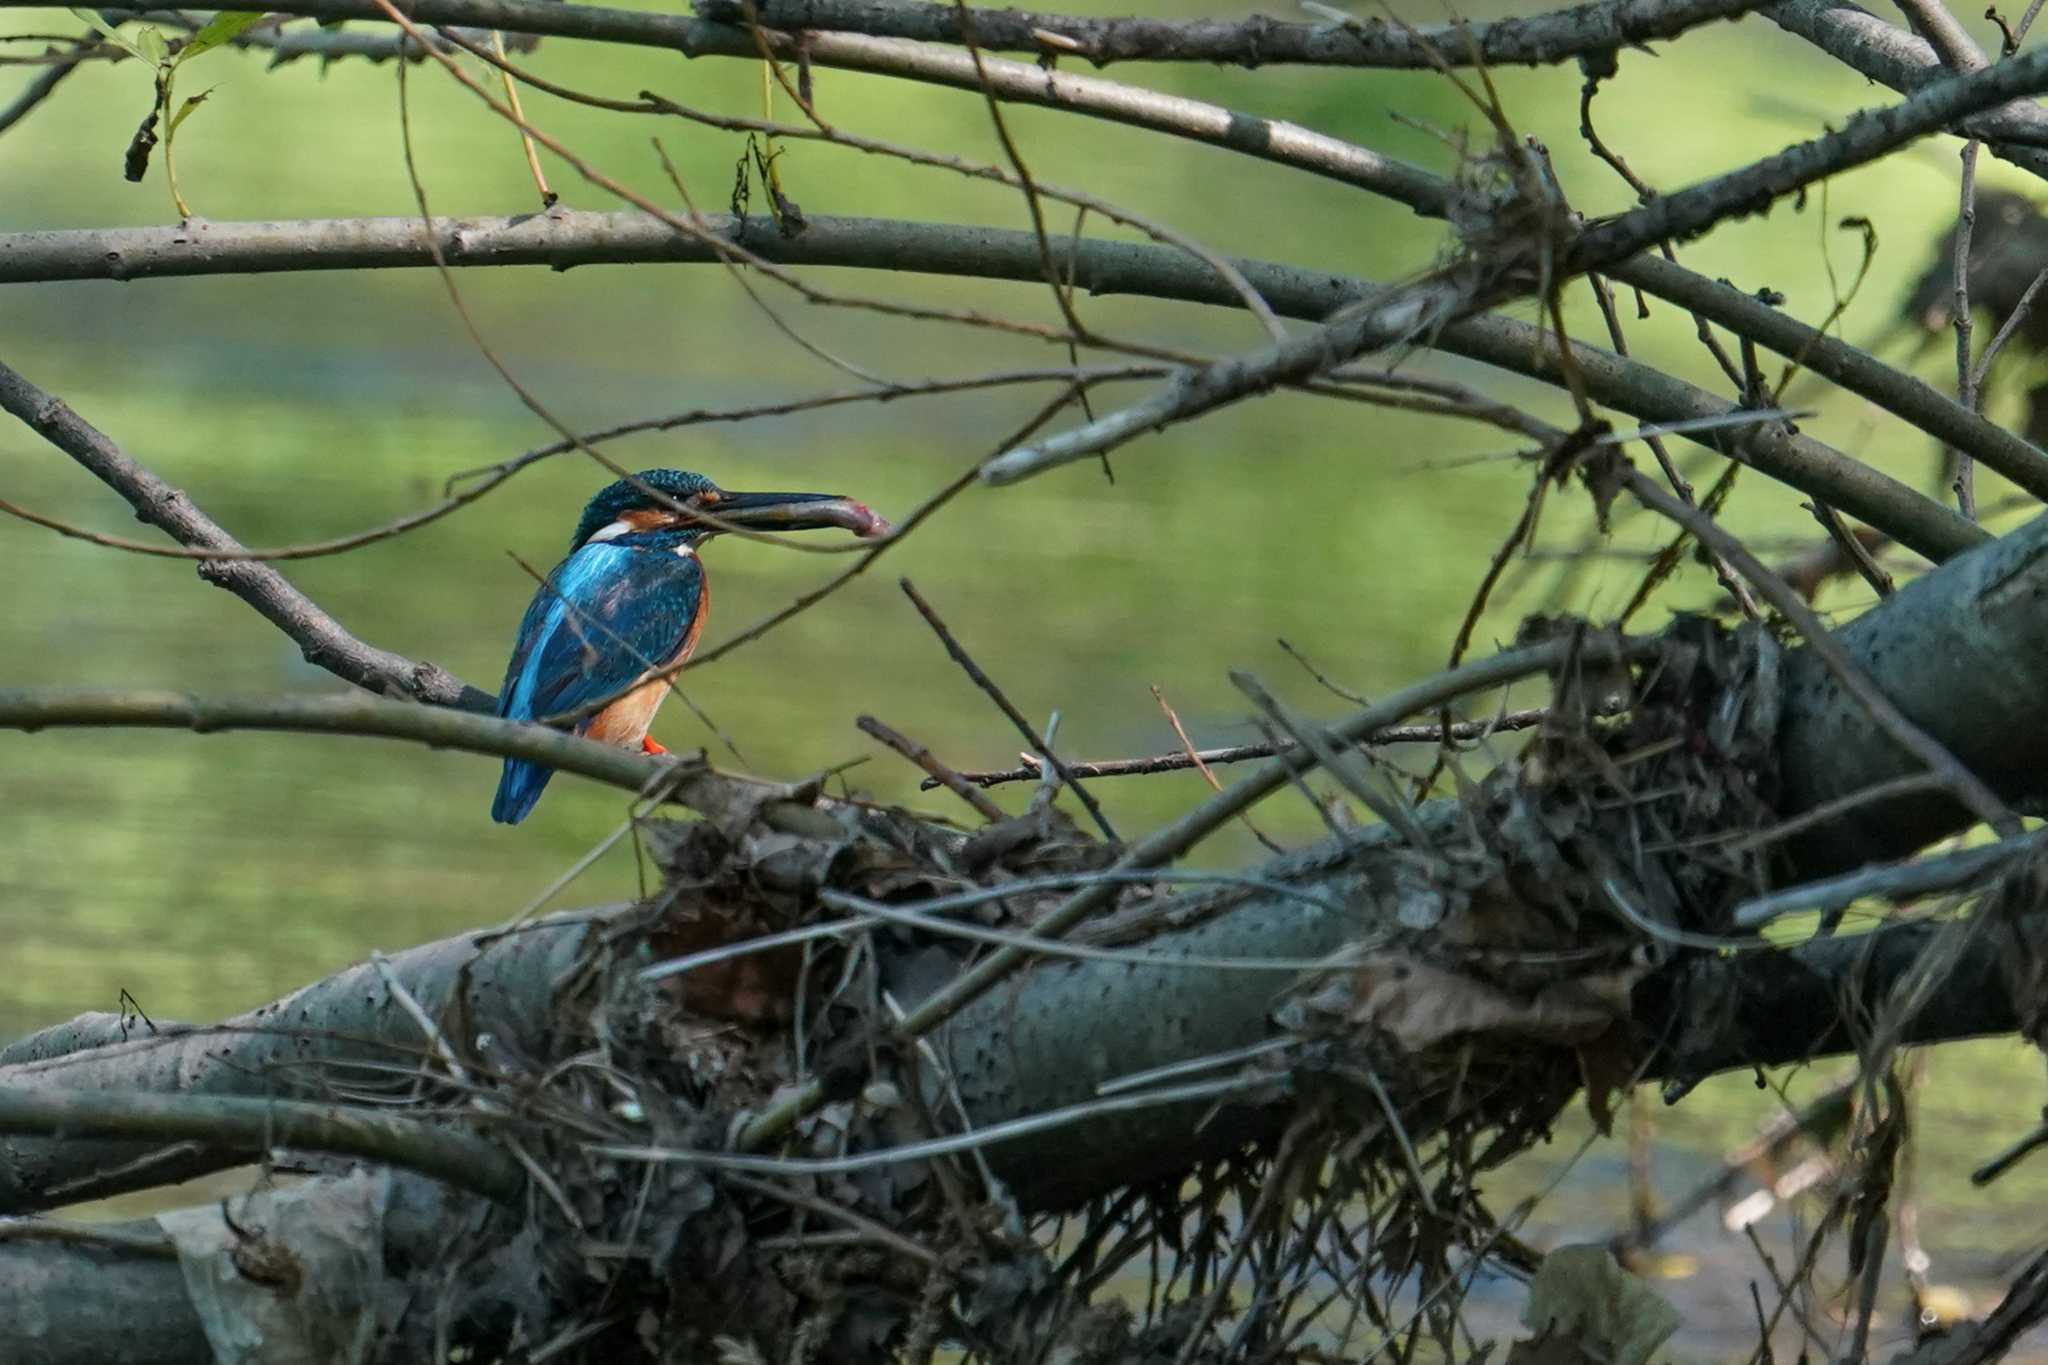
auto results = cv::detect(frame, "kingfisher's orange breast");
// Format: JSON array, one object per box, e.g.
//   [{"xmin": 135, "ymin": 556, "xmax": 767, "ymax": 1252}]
[{"xmin": 582, "ymin": 569, "xmax": 708, "ymax": 749}]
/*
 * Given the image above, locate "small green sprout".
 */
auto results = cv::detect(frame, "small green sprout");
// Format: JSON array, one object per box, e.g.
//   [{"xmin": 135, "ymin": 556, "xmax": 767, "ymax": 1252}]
[{"xmin": 71, "ymin": 8, "xmax": 266, "ymax": 219}]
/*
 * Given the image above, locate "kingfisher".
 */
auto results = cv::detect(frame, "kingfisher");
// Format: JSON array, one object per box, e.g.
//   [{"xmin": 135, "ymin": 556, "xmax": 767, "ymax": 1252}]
[{"xmin": 491, "ymin": 468, "xmax": 890, "ymax": 824}]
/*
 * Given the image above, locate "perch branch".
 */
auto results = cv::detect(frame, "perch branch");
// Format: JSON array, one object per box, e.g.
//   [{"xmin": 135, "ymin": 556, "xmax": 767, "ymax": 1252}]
[{"xmin": 0, "ymin": 688, "xmax": 690, "ymax": 802}]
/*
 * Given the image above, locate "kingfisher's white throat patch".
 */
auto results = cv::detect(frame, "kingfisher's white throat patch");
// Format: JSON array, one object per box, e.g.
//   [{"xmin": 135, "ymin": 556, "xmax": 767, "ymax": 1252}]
[{"xmin": 584, "ymin": 520, "xmax": 697, "ymax": 557}]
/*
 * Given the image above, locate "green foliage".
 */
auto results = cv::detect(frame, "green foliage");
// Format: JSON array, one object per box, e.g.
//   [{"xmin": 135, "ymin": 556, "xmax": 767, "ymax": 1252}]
[
  {"xmin": 68, "ymin": 6, "xmax": 158, "ymax": 62},
  {"xmin": 180, "ymin": 10, "xmax": 266, "ymax": 61},
  {"xmin": 168, "ymin": 88, "xmax": 216, "ymax": 142},
  {"xmin": 69, "ymin": 8, "xmax": 262, "ymax": 217}
]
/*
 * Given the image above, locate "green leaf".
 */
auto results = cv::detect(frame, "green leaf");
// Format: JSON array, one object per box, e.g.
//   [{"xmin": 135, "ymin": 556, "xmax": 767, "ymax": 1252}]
[
  {"xmin": 176, "ymin": 11, "xmax": 265, "ymax": 64},
  {"xmin": 131, "ymin": 24, "xmax": 169, "ymax": 67},
  {"xmin": 68, "ymin": 7, "xmax": 153, "ymax": 63},
  {"xmin": 69, "ymin": 7, "xmax": 121, "ymax": 40},
  {"xmin": 166, "ymin": 86, "xmax": 216, "ymax": 139}
]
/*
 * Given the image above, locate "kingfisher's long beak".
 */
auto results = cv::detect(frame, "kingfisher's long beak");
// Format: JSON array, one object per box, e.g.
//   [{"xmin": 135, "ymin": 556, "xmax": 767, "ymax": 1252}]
[{"xmin": 710, "ymin": 491, "xmax": 892, "ymax": 539}]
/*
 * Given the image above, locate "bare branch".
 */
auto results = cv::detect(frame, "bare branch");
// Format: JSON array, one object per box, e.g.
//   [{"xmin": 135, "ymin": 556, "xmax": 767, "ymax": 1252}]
[
  {"xmin": 0, "ymin": 360, "xmax": 495, "ymax": 711},
  {"xmin": 988, "ymin": 47, "xmax": 2048, "ymax": 484},
  {"xmin": 1609, "ymin": 255, "xmax": 2048, "ymax": 506},
  {"xmin": 0, "ymin": 211, "xmax": 1983, "ymax": 562},
  {"xmin": 692, "ymin": 0, "xmax": 1764, "ymax": 68},
  {"xmin": 1891, "ymin": 0, "xmax": 1990, "ymax": 71},
  {"xmin": 0, "ymin": 1087, "xmax": 523, "ymax": 1201},
  {"xmin": 0, "ymin": 31, "xmax": 96, "ymax": 136},
  {"xmin": 1573, "ymin": 42, "xmax": 2048, "ymax": 254},
  {"xmin": 1765, "ymin": 0, "xmax": 2048, "ymax": 176}
]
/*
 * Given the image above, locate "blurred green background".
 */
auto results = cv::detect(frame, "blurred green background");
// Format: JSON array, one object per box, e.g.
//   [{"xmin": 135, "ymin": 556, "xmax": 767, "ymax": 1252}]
[{"xmin": 7, "ymin": 0, "xmax": 2048, "ymax": 1349}]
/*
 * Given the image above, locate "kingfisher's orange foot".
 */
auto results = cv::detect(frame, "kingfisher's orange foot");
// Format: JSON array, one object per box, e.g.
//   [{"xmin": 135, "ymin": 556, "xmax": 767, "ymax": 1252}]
[{"xmin": 641, "ymin": 736, "xmax": 669, "ymax": 756}]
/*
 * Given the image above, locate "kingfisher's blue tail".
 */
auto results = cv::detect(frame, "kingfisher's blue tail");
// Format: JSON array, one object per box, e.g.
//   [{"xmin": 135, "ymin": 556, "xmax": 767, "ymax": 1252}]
[{"xmin": 492, "ymin": 758, "xmax": 554, "ymax": 824}]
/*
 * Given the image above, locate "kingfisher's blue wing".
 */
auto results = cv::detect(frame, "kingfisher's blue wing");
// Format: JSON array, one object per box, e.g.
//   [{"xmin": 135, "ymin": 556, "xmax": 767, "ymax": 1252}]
[{"xmin": 491, "ymin": 543, "xmax": 704, "ymax": 824}]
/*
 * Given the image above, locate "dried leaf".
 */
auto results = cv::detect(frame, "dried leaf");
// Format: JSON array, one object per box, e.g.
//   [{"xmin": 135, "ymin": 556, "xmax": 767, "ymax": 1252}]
[{"xmin": 1345, "ymin": 955, "xmax": 1638, "ymax": 1053}]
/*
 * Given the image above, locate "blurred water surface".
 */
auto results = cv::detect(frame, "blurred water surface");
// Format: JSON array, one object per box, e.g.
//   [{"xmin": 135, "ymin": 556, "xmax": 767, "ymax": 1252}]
[{"xmin": 7, "ymin": 0, "xmax": 2048, "ymax": 1353}]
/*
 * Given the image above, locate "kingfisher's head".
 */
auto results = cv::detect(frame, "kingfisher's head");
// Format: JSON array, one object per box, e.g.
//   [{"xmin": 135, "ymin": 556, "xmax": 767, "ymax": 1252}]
[{"xmin": 569, "ymin": 469, "xmax": 891, "ymax": 552}]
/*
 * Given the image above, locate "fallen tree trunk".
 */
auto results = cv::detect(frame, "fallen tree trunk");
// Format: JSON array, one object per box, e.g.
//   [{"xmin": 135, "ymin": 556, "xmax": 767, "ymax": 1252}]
[{"xmin": 8, "ymin": 510, "xmax": 2048, "ymax": 1360}]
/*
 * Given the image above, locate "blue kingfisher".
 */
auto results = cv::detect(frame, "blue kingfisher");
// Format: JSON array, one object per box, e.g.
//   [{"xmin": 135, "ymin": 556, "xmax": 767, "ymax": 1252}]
[{"xmin": 491, "ymin": 468, "xmax": 889, "ymax": 823}]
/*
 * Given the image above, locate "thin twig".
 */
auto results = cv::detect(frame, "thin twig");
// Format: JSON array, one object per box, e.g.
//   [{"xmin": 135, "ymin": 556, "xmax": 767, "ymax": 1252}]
[
  {"xmin": 1275, "ymin": 638, "xmax": 1370, "ymax": 706},
  {"xmin": 0, "ymin": 30, "xmax": 96, "ymax": 135},
  {"xmin": 738, "ymin": 631, "xmax": 1658, "ymax": 1151},
  {"xmin": 1232, "ymin": 671, "xmax": 1430, "ymax": 850},
  {"xmin": 0, "ymin": 369, "xmax": 1133, "ymax": 567},
  {"xmin": 899, "ymin": 578, "xmax": 1118, "ymax": 842},
  {"xmin": 1970, "ymin": 263, "xmax": 2048, "ymax": 391},
  {"xmin": 1804, "ymin": 502, "xmax": 1896, "ymax": 598},
  {"xmin": 930, "ymin": 707, "xmax": 1564, "ymax": 788},
  {"xmin": 858, "ymin": 714, "xmax": 1005, "ymax": 821},
  {"xmin": 816, "ymin": 889, "xmax": 1361, "ymax": 971},
  {"xmin": 487, "ymin": 28, "xmax": 554, "ymax": 205},
  {"xmin": 1150, "ymin": 685, "xmax": 1282, "ymax": 854},
  {"xmin": 608, "ymin": 1075, "xmax": 1264, "ymax": 1175},
  {"xmin": 1953, "ymin": 138, "xmax": 1982, "ymax": 520},
  {"xmin": 1731, "ymin": 823, "xmax": 2048, "ymax": 928}
]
